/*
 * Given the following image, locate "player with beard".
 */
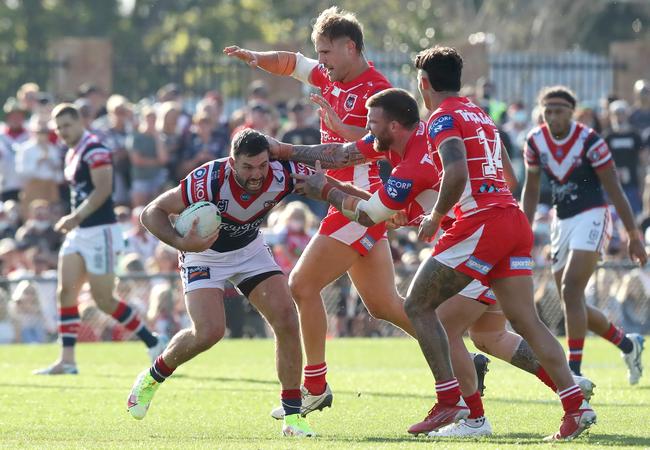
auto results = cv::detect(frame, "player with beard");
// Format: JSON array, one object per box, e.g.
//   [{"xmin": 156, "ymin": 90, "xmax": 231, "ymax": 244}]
[
  {"xmin": 269, "ymin": 88, "xmax": 595, "ymax": 438},
  {"xmin": 126, "ymin": 129, "xmax": 317, "ymax": 437}
]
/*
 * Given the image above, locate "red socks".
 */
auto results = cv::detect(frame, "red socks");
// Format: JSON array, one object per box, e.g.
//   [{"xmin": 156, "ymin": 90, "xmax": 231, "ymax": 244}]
[{"xmin": 303, "ymin": 362, "xmax": 327, "ymax": 395}]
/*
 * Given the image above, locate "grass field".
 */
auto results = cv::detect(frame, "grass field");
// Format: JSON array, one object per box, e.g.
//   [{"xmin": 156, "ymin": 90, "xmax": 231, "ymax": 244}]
[{"xmin": 1, "ymin": 337, "xmax": 649, "ymax": 449}]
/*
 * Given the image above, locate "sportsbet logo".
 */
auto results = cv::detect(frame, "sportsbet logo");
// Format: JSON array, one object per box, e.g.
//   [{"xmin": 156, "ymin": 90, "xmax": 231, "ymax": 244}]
[
  {"xmin": 510, "ymin": 257, "xmax": 533, "ymax": 270},
  {"xmin": 465, "ymin": 256, "xmax": 492, "ymax": 275}
]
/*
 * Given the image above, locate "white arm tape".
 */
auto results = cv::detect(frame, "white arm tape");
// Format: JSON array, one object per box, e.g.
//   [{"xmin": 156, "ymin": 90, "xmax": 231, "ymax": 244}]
[
  {"xmin": 357, "ymin": 192, "xmax": 397, "ymax": 224},
  {"xmin": 291, "ymin": 52, "xmax": 318, "ymax": 85}
]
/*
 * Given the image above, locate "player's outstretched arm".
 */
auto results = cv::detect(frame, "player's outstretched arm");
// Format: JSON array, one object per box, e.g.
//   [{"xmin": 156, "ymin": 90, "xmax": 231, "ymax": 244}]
[
  {"xmin": 597, "ymin": 164, "xmax": 648, "ymax": 265},
  {"xmin": 223, "ymin": 46, "xmax": 296, "ymax": 76},
  {"xmin": 521, "ymin": 166, "xmax": 541, "ymax": 225},
  {"xmin": 141, "ymin": 186, "xmax": 219, "ymax": 253},
  {"xmin": 272, "ymin": 139, "xmax": 368, "ymax": 169}
]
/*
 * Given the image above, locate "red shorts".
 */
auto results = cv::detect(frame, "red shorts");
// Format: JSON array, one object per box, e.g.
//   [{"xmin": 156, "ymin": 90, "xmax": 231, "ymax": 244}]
[
  {"xmin": 433, "ymin": 206, "xmax": 533, "ymax": 284},
  {"xmin": 318, "ymin": 206, "xmax": 387, "ymax": 256}
]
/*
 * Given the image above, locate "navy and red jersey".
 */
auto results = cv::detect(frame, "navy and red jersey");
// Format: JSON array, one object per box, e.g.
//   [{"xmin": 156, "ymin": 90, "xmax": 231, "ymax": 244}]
[
  {"xmin": 355, "ymin": 121, "xmax": 452, "ymax": 226},
  {"xmin": 309, "ymin": 63, "xmax": 391, "ymax": 189},
  {"xmin": 180, "ymin": 157, "xmax": 311, "ymax": 252},
  {"xmin": 426, "ymin": 97, "xmax": 518, "ymax": 219},
  {"xmin": 524, "ymin": 121, "xmax": 612, "ymax": 219},
  {"xmin": 63, "ymin": 131, "xmax": 116, "ymax": 227}
]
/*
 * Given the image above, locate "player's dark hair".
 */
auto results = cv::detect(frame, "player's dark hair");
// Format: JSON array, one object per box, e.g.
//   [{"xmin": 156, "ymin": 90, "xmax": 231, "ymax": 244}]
[
  {"xmin": 311, "ymin": 6, "xmax": 364, "ymax": 53},
  {"xmin": 231, "ymin": 128, "xmax": 270, "ymax": 158},
  {"xmin": 366, "ymin": 88, "xmax": 420, "ymax": 129},
  {"xmin": 52, "ymin": 103, "xmax": 80, "ymax": 120},
  {"xmin": 414, "ymin": 46, "xmax": 463, "ymax": 92},
  {"xmin": 538, "ymin": 86, "xmax": 577, "ymax": 109}
]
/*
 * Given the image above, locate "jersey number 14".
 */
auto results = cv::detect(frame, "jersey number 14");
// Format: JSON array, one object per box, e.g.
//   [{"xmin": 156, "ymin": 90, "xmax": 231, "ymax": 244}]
[{"xmin": 477, "ymin": 127, "xmax": 502, "ymax": 178}]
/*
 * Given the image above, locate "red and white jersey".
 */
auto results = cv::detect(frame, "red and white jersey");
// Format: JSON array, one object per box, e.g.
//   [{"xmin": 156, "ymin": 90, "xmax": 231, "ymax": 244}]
[
  {"xmin": 356, "ymin": 121, "xmax": 453, "ymax": 226},
  {"xmin": 426, "ymin": 97, "xmax": 517, "ymax": 218},
  {"xmin": 309, "ymin": 63, "xmax": 391, "ymax": 188},
  {"xmin": 524, "ymin": 121, "xmax": 612, "ymax": 219},
  {"xmin": 180, "ymin": 158, "xmax": 311, "ymax": 252}
]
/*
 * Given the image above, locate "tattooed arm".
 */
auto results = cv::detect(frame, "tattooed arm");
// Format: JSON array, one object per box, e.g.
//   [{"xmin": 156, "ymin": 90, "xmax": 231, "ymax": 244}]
[
  {"xmin": 293, "ymin": 163, "xmax": 394, "ymax": 227},
  {"xmin": 417, "ymin": 137, "xmax": 468, "ymax": 241},
  {"xmin": 271, "ymin": 138, "xmax": 370, "ymax": 169}
]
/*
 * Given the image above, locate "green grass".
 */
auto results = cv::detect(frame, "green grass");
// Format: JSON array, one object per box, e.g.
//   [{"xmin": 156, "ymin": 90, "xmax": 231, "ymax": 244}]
[{"xmin": 0, "ymin": 337, "xmax": 648, "ymax": 449}]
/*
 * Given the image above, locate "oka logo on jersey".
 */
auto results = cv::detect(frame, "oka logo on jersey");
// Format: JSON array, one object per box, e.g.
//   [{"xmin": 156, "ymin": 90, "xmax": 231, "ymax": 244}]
[
  {"xmin": 385, "ymin": 177, "xmax": 413, "ymax": 202},
  {"xmin": 428, "ymin": 115, "xmax": 454, "ymax": 139},
  {"xmin": 193, "ymin": 167, "xmax": 207, "ymax": 180},
  {"xmin": 344, "ymin": 94, "xmax": 358, "ymax": 111}
]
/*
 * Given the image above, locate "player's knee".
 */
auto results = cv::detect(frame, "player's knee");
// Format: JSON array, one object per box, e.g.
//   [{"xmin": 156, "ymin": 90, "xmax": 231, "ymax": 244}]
[
  {"xmin": 404, "ymin": 294, "xmax": 425, "ymax": 318},
  {"xmin": 193, "ymin": 323, "xmax": 225, "ymax": 351},
  {"xmin": 288, "ymin": 271, "xmax": 311, "ymax": 304},
  {"xmin": 560, "ymin": 278, "xmax": 585, "ymax": 303}
]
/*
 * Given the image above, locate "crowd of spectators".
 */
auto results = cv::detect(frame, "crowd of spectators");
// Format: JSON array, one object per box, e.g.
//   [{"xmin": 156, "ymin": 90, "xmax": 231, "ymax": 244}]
[{"xmin": 1, "ymin": 76, "xmax": 650, "ymax": 343}]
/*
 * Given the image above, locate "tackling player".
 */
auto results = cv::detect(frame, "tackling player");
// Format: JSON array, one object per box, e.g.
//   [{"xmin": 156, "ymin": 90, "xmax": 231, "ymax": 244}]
[
  {"xmin": 225, "ymin": 7, "xmax": 413, "ymax": 418},
  {"xmin": 521, "ymin": 86, "xmax": 646, "ymax": 383},
  {"xmin": 275, "ymin": 88, "xmax": 594, "ymax": 438},
  {"xmin": 404, "ymin": 46, "xmax": 596, "ymax": 441},
  {"xmin": 126, "ymin": 129, "xmax": 316, "ymax": 437},
  {"xmin": 34, "ymin": 104, "xmax": 165, "ymax": 375}
]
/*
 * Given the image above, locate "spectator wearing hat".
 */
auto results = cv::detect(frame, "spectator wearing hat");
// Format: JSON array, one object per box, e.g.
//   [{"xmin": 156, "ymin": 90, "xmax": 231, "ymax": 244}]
[
  {"xmin": 604, "ymin": 100, "xmax": 646, "ymax": 215},
  {"xmin": 15, "ymin": 121, "xmax": 63, "ymax": 207},
  {"xmin": 9, "ymin": 280, "xmax": 50, "ymax": 343},
  {"xmin": 77, "ymin": 83, "xmax": 107, "ymax": 120},
  {"xmin": 280, "ymin": 99, "xmax": 320, "ymax": 145}
]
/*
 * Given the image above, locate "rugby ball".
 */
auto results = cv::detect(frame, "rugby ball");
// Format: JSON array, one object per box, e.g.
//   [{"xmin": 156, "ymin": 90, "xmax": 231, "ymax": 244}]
[{"xmin": 174, "ymin": 201, "xmax": 221, "ymax": 237}]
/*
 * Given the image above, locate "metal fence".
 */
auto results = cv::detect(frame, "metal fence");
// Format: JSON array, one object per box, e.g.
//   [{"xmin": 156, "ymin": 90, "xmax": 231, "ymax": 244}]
[
  {"xmin": 0, "ymin": 51, "xmax": 67, "ymax": 108},
  {"xmin": 1, "ymin": 49, "xmax": 625, "ymax": 114},
  {"xmin": 489, "ymin": 50, "xmax": 625, "ymax": 108},
  {"xmin": 1, "ymin": 261, "xmax": 648, "ymax": 345}
]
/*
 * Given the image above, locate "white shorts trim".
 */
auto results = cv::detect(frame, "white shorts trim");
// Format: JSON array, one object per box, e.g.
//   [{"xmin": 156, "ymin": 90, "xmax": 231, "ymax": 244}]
[
  {"xmin": 550, "ymin": 206, "xmax": 612, "ymax": 272},
  {"xmin": 59, "ymin": 223, "xmax": 125, "ymax": 275},
  {"xmin": 180, "ymin": 235, "xmax": 281, "ymax": 294},
  {"xmin": 458, "ymin": 279, "xmax": 488, "ymax": 300}
]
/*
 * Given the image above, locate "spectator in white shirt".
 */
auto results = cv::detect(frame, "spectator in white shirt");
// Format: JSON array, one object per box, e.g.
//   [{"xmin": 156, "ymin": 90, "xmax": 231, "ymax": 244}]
[{"xmin": 15, "ymin": 121, "xmax": 63, "ymax": 208}]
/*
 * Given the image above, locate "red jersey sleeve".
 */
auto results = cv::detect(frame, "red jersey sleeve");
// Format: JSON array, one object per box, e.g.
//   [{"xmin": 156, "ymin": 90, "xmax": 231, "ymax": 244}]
[
  {"xmin": 427, "ymin": 113, "xmax": 462, "ymax": 148},
  {"xmin": 355, "ymin": 134, "xmax": 385, "ymax": 161},
  {"xmin": 83, "ymin": 146, "xmax": 112, "ymax": 169},
  {"xmin": 586, "ymin": 134, "xmax": 613, "ymax": 169},
  {"xmin": 377, "ymin": 162, "xmax": 428, "ymax": 211},
  {"xmin": 309, "ymin": 65, "xmax": 328, "ymax": 90},
  {"xmin": 179, "ymin": 162, "xmax": 215, "ymax": 207}
]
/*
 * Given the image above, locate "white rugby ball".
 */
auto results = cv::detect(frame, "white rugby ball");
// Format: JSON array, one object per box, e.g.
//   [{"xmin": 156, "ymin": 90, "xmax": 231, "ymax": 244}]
[{"xmin": 174, "ymin": 201, "xmax": 221, "ymax": 237}]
